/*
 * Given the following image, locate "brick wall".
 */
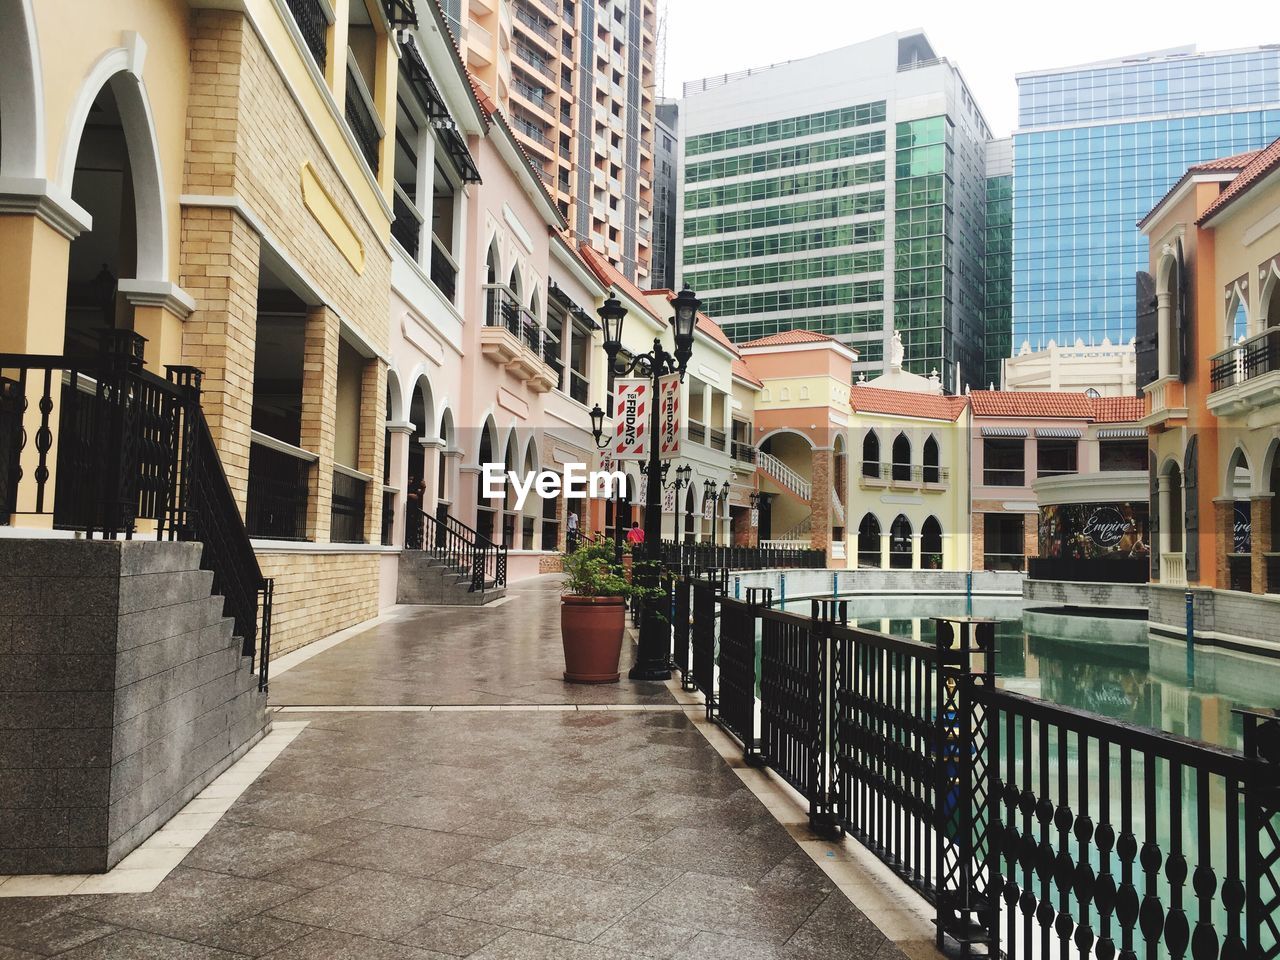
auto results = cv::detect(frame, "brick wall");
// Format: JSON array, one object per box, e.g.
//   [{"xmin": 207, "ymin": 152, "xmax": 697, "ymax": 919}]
[{"xmin": 259, "ymin": 552, "xmax": 382, "ymax": 658}]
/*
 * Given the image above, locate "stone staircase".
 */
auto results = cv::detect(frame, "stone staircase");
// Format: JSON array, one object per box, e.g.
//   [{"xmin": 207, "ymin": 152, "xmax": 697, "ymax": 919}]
[{"xmin": 397, "ymin": 550, "xmax": 507, "ymax": 606}]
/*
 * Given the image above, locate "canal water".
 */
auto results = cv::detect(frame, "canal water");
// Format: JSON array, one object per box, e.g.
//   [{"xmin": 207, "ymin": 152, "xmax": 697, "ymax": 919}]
[{"xmin": 763, "ymin": 594, "xmax": 1280, "ymax": 955}]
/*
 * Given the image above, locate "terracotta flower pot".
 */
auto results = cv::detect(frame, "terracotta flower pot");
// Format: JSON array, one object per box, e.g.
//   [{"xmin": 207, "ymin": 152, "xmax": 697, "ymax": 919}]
[{"xmin": 561, "ymin": 595, "xmax": 625, "ymax": 683}]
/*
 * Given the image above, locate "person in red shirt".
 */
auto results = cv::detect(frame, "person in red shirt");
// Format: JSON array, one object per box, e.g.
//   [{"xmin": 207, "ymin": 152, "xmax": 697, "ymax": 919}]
[{"xmin": 625, "ymin": 521, "xmax": 644, "ymax": 546}]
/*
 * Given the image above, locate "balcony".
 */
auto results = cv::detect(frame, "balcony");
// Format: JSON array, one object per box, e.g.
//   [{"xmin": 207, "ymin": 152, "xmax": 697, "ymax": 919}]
[
  {"xmin": 687, "ymin": 421, "xmax": 706, "ymax": 445},
  {"xmin": 1160, "ymin": 552, "xmax": 1186, "ymax": 586},
  {"xmin": 511, "ymin": 77, "xmax": 551, "ymax": 114},
  {"xmin": 391, "ymin": 186, "xmax": 422, "ymax": 260},
  {"xmin": 859, "ymin": 461, "xmax": 950, "ymax": 490},
  {"xmin": 344, "ymin": 70, "xmax": 382, "ymax": 174},
  {"xmin": 512, "ymin": 115, "xmax": 552, "ymax": 150},
  {"xmin": 429, "ymin": 237, "xmax": 459, "ymax": 304},
  {"xmin": 515, "ymin": 5, "xmax": 557, "ymax": 48},
  {"xmin": 285, "ymin": 0, "xmax": 330, "ymax": 68},
  {"xmin": 515, "ymin": 44, "xmax": 555, "ymax": 81},
  {"xmin": 731, "ymin": 441, "xmax": 757, "ymax": 465},
  {"xmin": 467, "ymin": 23, "xmax": 495, "ymax": 66},
  {"xmin": 1141, "ymin": 375, "xmax": 1187, "ymax": 427},
  {"xmin": 1207, "ymin": 328, "xmax": 1280, "ymax": 417},
  {"xmin": 247, "ymin": 435, "xmax": 314, "ymax": 541},
  {"xmin": 481, "ymin": 284, "xmax": 557, "ymax": 390},
  {"xmin": 709, "ymin": 428, "xmax": 727, "ymax": 452},
  {"xmin": 331, "ymin": 466, "xmax": 370, "ymax": 544}
]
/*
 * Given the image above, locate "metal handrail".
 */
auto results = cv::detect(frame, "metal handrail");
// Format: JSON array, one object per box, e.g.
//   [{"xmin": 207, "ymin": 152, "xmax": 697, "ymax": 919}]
[{"xmin": 413, "ymin": 509, "xmax": 507, "ymax": 590}]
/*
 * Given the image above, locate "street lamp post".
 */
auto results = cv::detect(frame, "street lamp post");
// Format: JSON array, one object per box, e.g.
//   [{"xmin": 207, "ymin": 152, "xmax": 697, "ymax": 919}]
[
  {"xmin": 702, "ymin": 479, "xmax": 731, "ymax": 546},
  {"xmin": 589, "ymin": 287, "xmax": 700, "ymax": 681}
]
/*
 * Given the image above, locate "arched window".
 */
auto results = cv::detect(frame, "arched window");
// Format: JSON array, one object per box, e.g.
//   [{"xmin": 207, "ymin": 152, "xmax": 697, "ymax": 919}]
[
  {"xmin": 862, "ymin": 431, "xmax": 880, "ymax": 478},
  {"xmin": 892, "ymin": 433, "xmax": 911, "ymax": 482},
  {"xmin": 921, "ymin": 516, "xmax": 942, "ymax": 568},
  {"xmin": 857, "ymin": 514, "xmax": 881, "ymax": 568},
  {"xmin": 923, "ymin": 435, "xmax": 940, "ymax": 484},
  {"xmin": 1230, "ymin": 294, "xmax": 1248, "ymax": 344},
  {"xmin": 889, "ymin": 514, "xmax": 913, "ymax": 568}
]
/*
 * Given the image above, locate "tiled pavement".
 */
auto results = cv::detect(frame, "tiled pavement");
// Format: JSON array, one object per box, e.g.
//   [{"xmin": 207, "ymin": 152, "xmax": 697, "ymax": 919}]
[{"xmin": 0, "ymin": 577, "xmax": 926, "ymax": 959}]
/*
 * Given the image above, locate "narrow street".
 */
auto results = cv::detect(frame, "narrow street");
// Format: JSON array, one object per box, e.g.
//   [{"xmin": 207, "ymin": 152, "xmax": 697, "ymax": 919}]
[{"xmin": 0, "ymin": 579, "xmax": 926, "ymax": 960}]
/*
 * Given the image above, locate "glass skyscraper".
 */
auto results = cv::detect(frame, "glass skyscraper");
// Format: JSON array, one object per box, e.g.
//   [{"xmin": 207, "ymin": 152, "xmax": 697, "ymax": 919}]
[
  {"xmin": 678, "ymin": 31, "xmax": 994, "ymax": 392},
  {"xmin": 1011, "ymin": 45, "xmax": 1280, "ymax": 353}
]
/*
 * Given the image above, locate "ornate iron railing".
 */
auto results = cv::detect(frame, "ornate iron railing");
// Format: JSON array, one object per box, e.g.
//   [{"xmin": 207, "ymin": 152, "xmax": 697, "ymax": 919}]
[
  {"xmin": 656, "ymin": 540, "xmax": 825, "ymax": 574},
  {"xmin": 345, "ymin": 72, "xmax": 381, "ymax": 173},
  {"xmin": 246, "ymin": 440, "xmax": 310, "ymax": 541},
  {"xmin": 1210, "ymin": 327, "xmax": 1280, "ymax": 392},
  {"xmin": 430, "ymin": 238, "xmax": 458, "ymax": 302},
  {"xmin": 391, "ymin": 189, "xmax": 421, "ymax": 259},
  {"xmin": 0, "ymin": 337, "xmax": 275, "ymax": 691},
  {"xmin": 285, "ymin": 0, "xmax": 329, "ymax": 67},
  {"xmin": 693, "ymin": 579, "xmax": 1280, "ymax": 957},
  {"xmin": 412, "ymin": 508, "xmax": 507, "ymax": 590},
  {"xmin": 731, "ymin": 440, "xmax": 757, "ymax": 464}
]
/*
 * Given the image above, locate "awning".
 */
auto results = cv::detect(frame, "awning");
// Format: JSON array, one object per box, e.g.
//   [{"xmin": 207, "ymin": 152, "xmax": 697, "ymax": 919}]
[
  {"xmin": 1097, "ymin": 427, "xmax": 1147, "ymax": 439},
  {"xmin": 1035, "ymin": 428, "xmax": 1083, "ymax": 438},
  {"xmin": 400, "ymin": 40, "xmax": 482, "ymax": 184},
  {"xmin": 980, "ymin": 426, "xmax": 1027, "ymax": 438}
]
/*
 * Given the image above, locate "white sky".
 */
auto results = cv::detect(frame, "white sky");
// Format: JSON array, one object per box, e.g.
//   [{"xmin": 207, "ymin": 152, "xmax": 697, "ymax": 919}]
[{"xmin": 659, "ymin": 0, "xmax": 1278, "ymax": 137}]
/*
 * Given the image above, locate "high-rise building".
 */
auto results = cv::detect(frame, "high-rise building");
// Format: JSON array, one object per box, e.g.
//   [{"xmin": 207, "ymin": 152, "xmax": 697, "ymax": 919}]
[
  {"xmin": 1011, "ymin": 44, "xmax": 1280, "ymax": 353},
  {"xmin": 651, "ymin": 98, "xmax": 678, "ymax": 289},
  {"xmin": 983, "ymin": 138, "xmax": 1012, "ymax": 388},
  {"xmin": 676, "ymin": 31, "xmax": 994, "ymax": 393},
  {"xmin": 448, "ymin": 0, "xmax": 657, "ymax": 282}
]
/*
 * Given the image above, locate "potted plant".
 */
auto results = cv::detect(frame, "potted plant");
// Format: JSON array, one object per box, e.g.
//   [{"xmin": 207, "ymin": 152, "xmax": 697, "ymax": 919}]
[
  {"xmin": 560, "ymin": 540, "xmax": 632, "ymax": 683},
  {"xmin": 928, "ymin": 553, "xmax": 942, "ymax": 569}
]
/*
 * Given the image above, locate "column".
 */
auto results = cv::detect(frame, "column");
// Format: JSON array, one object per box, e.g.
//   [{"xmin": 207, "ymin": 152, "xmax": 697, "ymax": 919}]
[
  {"xmin": 440, "ymin": 449, "xmax": 462, "ymax": 514},
  {"xmin": 1213, "ymin": 499, "xmax": 1233, "ymax": 590},
  {"xmin": 120, "ymin": 281, "xmax": 196, "ymax": 372},
  {"xmin": 971, "ymin": 513, "xmax": 985, "ymax": 571},
  {"xmin": 357, "ymin": 357, "xmax": 387, "ymax": 545},
  {"xmin": 911, "ymin": 533, "xmax": 922, "ymax": 570},
  {"xmin": 1157, "ymin": 476, "xmax": 1172, "ymax": 562},
  {"xmin": 420, "ymin": 437, "xmax": 444, "ymax": 515},
  {"xmin": 385, "ymin": 422, "xmax": 414, "ymax": 546},
  {"xmin": 880, "ymin": 531, "xmax": 891, "ymax": 569},
  {"xmin": 179, "ymin": 205, "xmax": 261, "ymax": 507},
  {"xmin": 1156, "ymin": 291, "xmax": 1173, "ymax": 378},
  {"xmin": 415, "ymin": 122, "xmax": 437, "ymax": 270},
  {"xmin": 810, "ymin": 447, "xmax": 832, "ymax": 552},
  {"xmin": 298, "ymin": 305, "xmax": 340, "ymax": 542},
  {"xmin": 1252, "ymin": 495, "xmax": 1271, "ymax": 594}
]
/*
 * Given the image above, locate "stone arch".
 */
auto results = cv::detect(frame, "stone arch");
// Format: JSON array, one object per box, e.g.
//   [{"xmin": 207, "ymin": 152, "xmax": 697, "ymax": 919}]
[
  {"xmin": 507, "ymin": 262, "xmax": 523, "ymax": 300},
  {"xmin": 384, "ymin": 367, "xmax": 405, "ymax": 423},
  {"xmin": 1260, "ymin": 261, "xmax": 1280, "ymax": 331},
  {"xmin": 0, "ymin": 0, "xmax": 44, "ymax": 179},
  {"xmin": 438, "ymin": 407, "xmax": 456, "ymax": 449},
  {"xmin": 409, "ymin": 375, "xmax": 435, "ymax": 440},
  {"xmin": 1224, "ymin": 444, "xmax": 1253, "ymax": 500},
  {"xmin": 59, "ymin": 42, "xmax": 167, "ymax": 281},
  {"xmin": 1225, "ymin": 279, "xmax": 1250, "ymax": 346}
]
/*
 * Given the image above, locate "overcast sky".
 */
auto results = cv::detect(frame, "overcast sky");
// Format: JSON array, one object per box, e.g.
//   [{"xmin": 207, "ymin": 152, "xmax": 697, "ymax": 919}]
[{"xmin": 659, "ymin": 0, "xmax": 1276, "ymax": 137}]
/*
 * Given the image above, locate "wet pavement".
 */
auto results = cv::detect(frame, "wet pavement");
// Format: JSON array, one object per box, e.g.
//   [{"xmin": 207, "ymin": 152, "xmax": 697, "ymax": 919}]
[{"xmin": 0, "ymin": 576, "xmax": 911, "ymax": 959}]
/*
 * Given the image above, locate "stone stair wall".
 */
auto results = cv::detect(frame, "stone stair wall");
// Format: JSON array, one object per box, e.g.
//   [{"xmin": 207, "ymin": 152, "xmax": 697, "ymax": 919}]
[
  {"xmin": 0, "ymin": 539, "xmax": 270, "ymax": 874},
  {"xmin": 397, "ymin": 551, "xmax": 506, "ymax": 606}
]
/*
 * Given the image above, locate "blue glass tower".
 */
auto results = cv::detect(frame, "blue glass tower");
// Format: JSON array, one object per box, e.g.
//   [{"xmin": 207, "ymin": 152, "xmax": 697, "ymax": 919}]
[{"xmin": 1011, "ymin": 46, "xmax": 1280, "ymax": 353}]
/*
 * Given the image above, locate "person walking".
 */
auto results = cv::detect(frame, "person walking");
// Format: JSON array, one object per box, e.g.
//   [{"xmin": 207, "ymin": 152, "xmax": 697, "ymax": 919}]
[
  {"xmin": 566, "ymin": 509, "xmax": 579, "ymax": 551},
  {"xmin": 626, "ymin": 521, "xmax": 644, "ymax": 546}
]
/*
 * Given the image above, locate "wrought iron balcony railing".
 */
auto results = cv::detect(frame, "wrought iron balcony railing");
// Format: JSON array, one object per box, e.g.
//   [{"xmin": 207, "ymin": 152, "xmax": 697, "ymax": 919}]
[
  {"xmin": 286, "ymin": 0, "xmax": 329, "ymax": 68},
  {"xmin": 345, "ymin": 71, "xmax": 382, "ymax": 174},
  {"xmin": 330, "ymin": 467, "xmax": 368, "ymax": 544},
  {"xmin": 1210, "ymin": 327, "xmax": 1280, "ymax": 392},
  {"xmin": 568, "ymin": 369, "xmax": 589, "ymax": 405},
  {"xmin": 429, "ymin": 236, "xmax": 458, "ymax": 303},
  {"xmin": 391, "ymin": 187, "xmax": 422, "ymax": 260}
]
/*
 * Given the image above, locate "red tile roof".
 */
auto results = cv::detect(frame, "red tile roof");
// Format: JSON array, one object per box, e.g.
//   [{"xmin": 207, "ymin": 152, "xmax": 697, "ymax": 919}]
[
  {"xmin": 849, "ymin": 386, "xmax": 968, "ymax": 422},
  {"xmin": 969, "ymin": 391, "xmax": 1095, "ymax": 419},
  {"xmin": 1138, "ymin": 148, "xmax": 1260, "ymax": 230},
  {"xmin": 1198, "ymin": 136, "xmax": 1280, "ymax": 223},
  {"xmin": 578, "ymin": 245, "xmax": 662, "ymax": 323},
  {"xmin": 1090, "ymin": 396, "xmax": 1145, "ymax": 422},
  {"xmin": 740, "ymin": 330, "xmax": 838, "ymax": 348},
  {"xmin": 732, "ymin": 358, "xmax": 762, "ymax": 387}
]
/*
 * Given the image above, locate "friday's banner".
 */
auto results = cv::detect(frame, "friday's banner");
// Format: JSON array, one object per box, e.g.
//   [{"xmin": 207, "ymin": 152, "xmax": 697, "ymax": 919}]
[
  {"xmin": 612, "ymin": 379, "xmax": 648, "ymax": 461},
  {"xmin": 658, "ymin": 373, "xmax": 680, "ymax": 460}
]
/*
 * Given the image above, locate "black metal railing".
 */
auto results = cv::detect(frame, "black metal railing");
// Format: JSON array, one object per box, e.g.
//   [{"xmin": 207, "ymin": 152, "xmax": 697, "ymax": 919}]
[
  {"xmin": 515, "ymin": 5, "xmax": 557, "ymax": 44},
  {"xmin": 860, "ymin": 461, "xmax": 951, "ymax": 485},
  {"xmin": 687, "ymin": 421, "xmax": 706, "ymax": 444},
  {"xmin": 1228, "ymin": 553, "xmax": 1252, "ymax": 592},
  {"xmin": 0, "ymin": 336, "xmax": 275, "ymax": 690},
  {"xmin": 568, "ymin": 369, "xmax": 589, "ymax": 405},
  {"xmin": 983, "ymin": 552, "xmax": 1026, "ymax": 572},
  {"xmin": 731, "ymin": 441, "xmax": 757, "ymax": 464},
  {"xmin": 709, "ymin": 427, "xmax": 727, "ymax": 451},
  {"xmin": 656, "ymin": 540, "xmax": 825, "ymax": 574},
  {"xmin": 246, "ymin": 441, "xmax": 310, "ymax": 541},
  {"xmin": 391, "ymin": 190, "xmax": 421, "ymax": 259},
  {"xmin": 345, "ymin": 72, "xmax": 381, "ymax": 173},
  {"xmin": 430, "ymin": 240, "xmax": 458, "ymax": 302},
  {"xmin": 286, "ymin": 0, "xmax": 329, "ymax": 67},
  {"xmin": 485, "ymin": 284, "xmax": 524, "ymax": 338},
  {"xmin": 1027, "ymin": 556, "xmax": 1150, "ymax": 584},
  {"xmin": 680, "ymin": 579, "xmax": 1280, "ymax": 957},
  {"xmin": 1210, "ymin": 327, "xmax": 1280, "ymax": 393},
  {"xmin": 411, "ymin": 509, "xmax": 507, "ymax": 590},
  {"xmin": 330, "ymin": 469, "xmax": 367, "ymax": 544}
]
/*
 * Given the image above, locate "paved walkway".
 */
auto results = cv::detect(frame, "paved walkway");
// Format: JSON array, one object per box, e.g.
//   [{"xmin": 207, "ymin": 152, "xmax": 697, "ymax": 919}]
[{"xmin": 0, "ymin": 577, "xmax": 924, "ymax": 960}]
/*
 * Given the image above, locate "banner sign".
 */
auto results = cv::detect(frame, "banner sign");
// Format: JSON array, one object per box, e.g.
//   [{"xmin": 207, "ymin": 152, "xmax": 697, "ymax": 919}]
[
  {"xmin": 1038, "ymin": 502, "xmax": 1150, "ymax": 560},
  {"xmin": 612, "ymin": 379, "xmax": 648, "ymax": 461},
  {"xmin": 658, "ymin": 374, "xmax": 680, "ymax": 460},
  {"xmin": 663, "ymin": 483, "xmax": 677, "ymax": 513},
  {"xmin": 750, "ymin": 508, "xmax": 759, "ymax": 529},
  {"xmin": 1234, "ymin": 501, "xmax": 1251, "ymax": 554},
  {"xmin": 703, "ymin": 496, "xmax": 714, "ymax": 520}
]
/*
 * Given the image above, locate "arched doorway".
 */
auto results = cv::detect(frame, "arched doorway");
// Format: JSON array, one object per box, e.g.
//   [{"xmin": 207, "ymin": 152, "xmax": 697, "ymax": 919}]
[
  {"xmin": 501, "ymin": 431, "xmax": 518, "ymax": 548},
  {"xmin": 1225, "ymin": 447, "xmax": 1252, "ymax": 591},
  {"xmin": 683, "ymin": 483, "xmax": 696, "ymax": 543},
  {"xmin": 475, "ymin": 418, "xmax": 498, "ymax": 540},
  {"xmin": 889, "ymin": 514, "xmax": 912, "ymax": 569},
  {"xmin": 922, "ymin": 516, "xmax": 942, "ymax": 568},
  {"xmin": 857, "ymin": 513, "xmax": 881, "ymax": 568},
  {"xmin": 1158, "ymin": 459, "xmax": 1184, "ymax": 579}
]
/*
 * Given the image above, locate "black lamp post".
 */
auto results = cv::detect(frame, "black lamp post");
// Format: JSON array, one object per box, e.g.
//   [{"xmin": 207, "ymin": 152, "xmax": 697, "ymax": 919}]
[
  {"xmin": 702, "ymin": 479, "xmax": 731, "ymax": 546},
  {"xmin": 590, "ymin": 287, "xmax": 700, "ymax": 681}
]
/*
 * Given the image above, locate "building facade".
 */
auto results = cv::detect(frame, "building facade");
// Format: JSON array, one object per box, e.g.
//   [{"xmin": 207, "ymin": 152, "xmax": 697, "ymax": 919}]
[
  {"xmin": 982, "ymin": 138, "xmax": 1012, "ymax": 387},
  {"xmin": 1003, "ymin": 338, "xmax": 1137, "ymax": 395},
  {"xmin": 1012, "ymin": 44, "xmax": 1280, "ymax": 354},
  {"xmin": 676, "ymin": 31, "xmax": 995, "ymax": 393},
  {"xmin": 451, "ymin": 0, "xmax": 657, "ymax": 282},
  {"xmin": 650, "ymin": 98, "xmax": 678, "ymax": 290},
  {"xmin": 1140, "ymin": 137, "xmax": 1280, "ymax": 647}
]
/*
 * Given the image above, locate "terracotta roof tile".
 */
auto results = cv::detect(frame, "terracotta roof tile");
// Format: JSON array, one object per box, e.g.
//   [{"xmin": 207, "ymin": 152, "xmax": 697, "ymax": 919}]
[
  {"xmin": 578, "ymin": 245, "xmax": 662, "ymax": 323},
  {"xmin": 1090, "ymin": 396, "xmax": 1146, "ymax": 422},
  {"xmin": 740, "ymin": 330, "xmax": 838, "ymax": 348},
  {"xmin": 1139, "ymin": 147, "xmax": 1260, "ymax": 229},
  {"xmin": 849, "ymin": 386, "xmax": 968, "ymax": 422},
  {"xmin": 1198, "ymin": 136, "xmax": 1280, "ymax": 223},
  {"xmin": 732, "ymin": 358, "xmax": 762, "ymax": 387},
  {"xmin": 968, "ymin": 391, "xmax": 1096, "ymax": 419}
]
